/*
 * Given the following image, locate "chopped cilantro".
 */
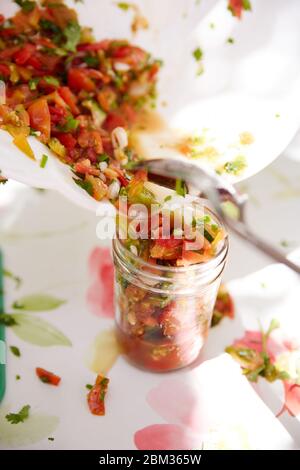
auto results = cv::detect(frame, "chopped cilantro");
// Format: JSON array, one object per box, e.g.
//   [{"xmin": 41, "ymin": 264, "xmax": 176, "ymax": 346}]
[
  {"xmin": 73, "ymin": 177, "xmax": 93, "ymax": 196},
  {"xmin": 14, "ymin": 0, "xmax": 36, "ymax": 13},
  {"xmin": 83, "ymin": 55, "xmax": 100, "ymax": 67},
  {"xmin": 204, "ymin": 229, "xmax": 214, "ymax": 243},
  {"xmin": 10, "ymin": 346, "xmax": 21, "ymax": 357},
  {"xmin": 193, "ymin": 47, "xmax": 203, "ymax": 62},
  {"xmin": 223, "ymin": 156, "xmax": 247, "ymax": 175},
  {"xmin": 227, "ymin": 37, "xmax": 235, "ymax": 44},
  {"xmin": 28, "ymin": 78, "xmax": 39, "ymax": 91},
  {"xmin": 40, "ymin": 154, "xmax": 48, "ymax": 169},
  {"xmin": 30, "ymin": 128, "xmax": 41, "ymax": 137},
  {"xmin": 117, "ymin": 2, "xmax": 130, "ymax": 11},
  {"xmin": 42, "ymin": 47, "xmax": 67, "ymax": 57},
  {"xmin": 39, "ymin": 376, "xmax": 50, "ymax": 383},
  {"xmin": 113, "ymin": 73, "xmax": 124, "ymax": 89},
  {"xmin": 242, "ymin": 0, "xmax": 252, "ymax": 11},
  {"xmin": 64, "ymin": 21, "xmax": 81, "ymax": 52},
  {"xmin": 3, "ymin": 269, "xmax": 21, "ymax": 288},
  {"xmin": 59, "ymin": 116, "xmax": 79, "ymax": 132},
  {"xmin": 43, "ymin": 76, "xmax": 60, "ymax": 87},
  {"xmin": 39, "ymin": 19, "xmax": 61, "ymax": 34},
  {"xmin": 6, "ymin": 405, "xmax": 30, "ymax": 424},
  {"xmin": 0, "ymin": 313, "xmax": 17, "ymax": 326},
  {"xmin": 100, "ymin": 377, "xmax": 109, "ymax": 387},
  {"xmin": 164, "ymin": 195, "xmax": 172, "ymax": 202},
  {"xmin": 175, "ymin": 179, "xmax": 187, "ymax": 197},
  {"xmin": 86, "ymin": 384, "xmax": 93, "ymax": 390},
  {"xmin": 16, "ymin": 375, "xmax": 21, "ymax": 380},
  {"xmin": 97, "ymin": 153, "xmax": 109, "ymax": 163}
]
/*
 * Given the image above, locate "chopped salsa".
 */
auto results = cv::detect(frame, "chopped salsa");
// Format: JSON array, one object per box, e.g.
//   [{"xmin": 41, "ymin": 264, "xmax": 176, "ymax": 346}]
[{"xmin": 0, "ymin": 0, "xmax": 160, "ymax": 201}]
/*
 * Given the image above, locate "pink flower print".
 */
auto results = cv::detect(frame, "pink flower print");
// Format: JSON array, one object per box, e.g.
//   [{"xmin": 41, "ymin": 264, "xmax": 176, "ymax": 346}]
[
  {"xmin": 86, "ymin": 247, "xmax": 114, "ymax": 318},
  {"xmin": 134, "ymin": 378, "xmax": 202, "ymax": 450},
  {"xmin": 135, "ymin": 424, "xmax": 200, "ymax": 451},
  {"xmin": 277, "ymin": 382, "xmax": 300, "ymax": 418}
]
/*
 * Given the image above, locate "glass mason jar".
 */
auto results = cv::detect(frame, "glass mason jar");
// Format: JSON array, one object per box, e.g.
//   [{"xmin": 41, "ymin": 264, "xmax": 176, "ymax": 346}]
[{"xmin": 113, "ymin": 209, "xmax": 228, "ymax": 372}]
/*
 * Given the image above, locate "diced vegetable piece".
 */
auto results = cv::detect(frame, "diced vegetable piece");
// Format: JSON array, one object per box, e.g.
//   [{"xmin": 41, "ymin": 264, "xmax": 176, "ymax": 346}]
[
  {"xmin": 68, "ymin": 68, "xmax": 96, "ymax": 92},
  {"xmin": 36, "ymin": 367, "xmax": 61, "ymax": 386},
  {"xmin": 27, "ymin": 98, "xmax": 51, "ymax": 143},
  {"xmin": 82, "ymin": 99, "xmax": 106, "ymax": 128},
  {"xmin": 48, "ymin": 137, "xmax": 66, "ymax": 158},
  {"xmin": 87, "ymin": 375, "xmax": 109, "ymax": 416}
]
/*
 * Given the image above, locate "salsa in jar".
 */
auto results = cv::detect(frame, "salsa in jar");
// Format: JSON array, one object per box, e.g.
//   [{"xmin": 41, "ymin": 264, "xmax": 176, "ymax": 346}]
[{"xmin": 113, "ymin": 171, "xmax": 228, "ymax": 372}]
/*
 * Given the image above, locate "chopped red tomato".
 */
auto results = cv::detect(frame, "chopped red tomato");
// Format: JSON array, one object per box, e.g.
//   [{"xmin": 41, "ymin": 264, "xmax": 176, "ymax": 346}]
[
  {"xmin": 28, "ymin": 98, "xmax": 51, "ymax": 143},
  {"xmin": 36, "ymin": 367, "xmax": 61, "ymax": 386},
  {"xmin": 228, "ymin": 0, "xmax": 251, "ymax": 19},
  {"xmin": 0, "ymin": 28, "xmax": 17, "ymax": 39},
  {"xmin": 68, "ymin": 68, "xmax": 96, "ymax": 92},
  {"xmin": 158, "ymin": 302, "xmax": 180, "ymax": 336},
  {"xmin": 87, "ymin": 375, "xmax": 109, "ymax": 416},
  {"xmin": 0, "ymin": 14, "xmax": 5, "ymax": 25},
  {"xmin": 97, "ymin": 87, "xmax": 117, "ymax": 113},
  {"xmin": 78, "ymin": 128, "xmax": 103, "ymax": 154},
  {"xmin": 58, "ymin": 86, "xmax": 79, "ymax": 115},
  {"xmin": 148, "ymin": 62, "xmax": 160, "ymax": 81},
  {"xmin": 103, "ymin": 111, "xmax": 126, "ymax": 133},
  {"xmin": 118, "ymin": 173, "xmax": 129, "ymax": 187},
  {"xmin": 0, "ymin": 46, "xmax": 20, "ymax": 60},
  {"xmin": 49, "ymin": 104, "xmax": 67, "ymax": 125},
  {"xmin": 77, "ymin": 40, "xmax": 111, "ymax": 52},
  {"xmin": 119, "ymin": 103, "xmax": 137, "ymax": 127},
  {"xmin": 55, "ymin": 132, "xmax": 77, "ymax": 150},
  {"xmin": 150, "ymin": 238, "xmax": 183, "ymax": 260},
  {"xmin": 111, "ymin": 45, "xmax": 147, "ymax": 68},
  {"xmin": 74, "ymin": 159, "xmax": 100, "ymax": 176},
  {"xmin": 0, "ymin": 64, "xmax": 11, "ymax": 79},
  {"xmin": 13, "ymin": 44, "xmax": 36, "ymax": 66},
  {"xmin": 26, "ymin": 54, "xmax": 43, "ymax": 70}
]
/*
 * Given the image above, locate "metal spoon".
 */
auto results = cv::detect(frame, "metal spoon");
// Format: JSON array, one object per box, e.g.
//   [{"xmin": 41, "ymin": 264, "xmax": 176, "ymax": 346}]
[{"xmin": 136, "ymin": 157, "xmax": 300, "ymax": 275}]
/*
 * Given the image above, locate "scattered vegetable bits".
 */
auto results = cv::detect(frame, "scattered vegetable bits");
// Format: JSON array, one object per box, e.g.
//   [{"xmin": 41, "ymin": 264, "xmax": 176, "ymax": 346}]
[
  {"xmin": 87, "ymin": 375, "xmax": 109, "ymax": 416},
  {"xmin": 36, "ymin": 367, "xmax": 61, "ymax": 386},
  {"xmin": 5, "ymin": 404, "xmax": 30, "ymax": 424},
  {"xmin": 225, "ymin": 319, "xmax": 290, "ymax": 383}
]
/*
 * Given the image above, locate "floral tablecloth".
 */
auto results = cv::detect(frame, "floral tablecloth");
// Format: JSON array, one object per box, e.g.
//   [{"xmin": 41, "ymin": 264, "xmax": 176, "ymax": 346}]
[{"xmin": 0, "ymin": 152, "xmax": 300, "ymax": 450}]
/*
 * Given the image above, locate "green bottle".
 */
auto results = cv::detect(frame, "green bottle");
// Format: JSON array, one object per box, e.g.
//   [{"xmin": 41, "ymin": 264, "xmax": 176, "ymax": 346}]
[{"xmin": 0, "ymin": 251, "xmax": 5, "ymax": 402}]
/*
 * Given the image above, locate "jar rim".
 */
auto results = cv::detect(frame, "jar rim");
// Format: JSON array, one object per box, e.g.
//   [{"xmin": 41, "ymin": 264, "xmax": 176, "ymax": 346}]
[{"xmin": 113, "ymin": 205, "xmax": 229, "ymax": 275}]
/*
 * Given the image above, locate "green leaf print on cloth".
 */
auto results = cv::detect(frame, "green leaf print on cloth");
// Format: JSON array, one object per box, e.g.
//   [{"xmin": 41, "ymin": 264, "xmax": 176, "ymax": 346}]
[
  {"xmin": 12, "ymin": 294, "xmax": 65, "ymax": 312},
  {"xmin": 0, "ymin": 405, "xmax": 59, "ymax": 448},
  {"xmin": 11, "ymin": 314, "xmax": 72, "ymax": 347}
]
